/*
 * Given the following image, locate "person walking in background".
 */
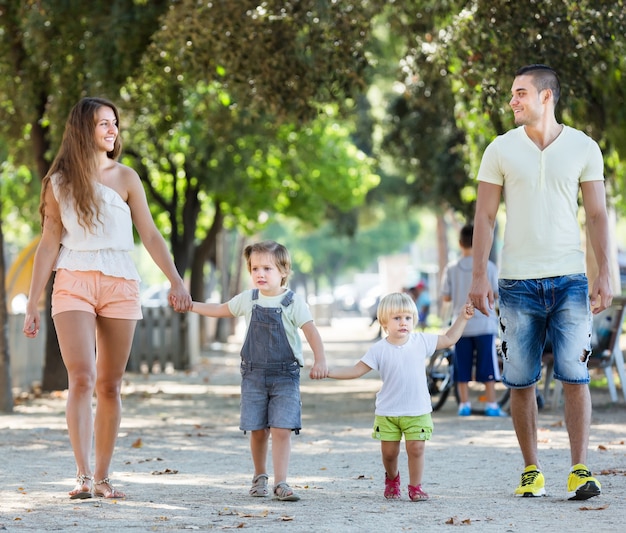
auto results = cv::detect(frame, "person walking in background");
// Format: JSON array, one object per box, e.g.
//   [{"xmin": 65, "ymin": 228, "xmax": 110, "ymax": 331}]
[
  {"xmin": 188, "ymin": 240, "xmax": 328, "ymax": 502},
  {"xmin": 469, "ymin": 64, "xmax": 612, "ymax": 500},
  {"xmin": 327, "ymin": 292, "xmax": 474, "ymax": 501},
  {"xmin": 441, "ymin": 223, "xmax": 506, "ymax": 417},
  {"xmin": 414, "ymin": 280, "xmax": 431, "ymax": 330},
  {"xmin": 23, "ymin": 97, "xmax": 192, "ymax": 499}
]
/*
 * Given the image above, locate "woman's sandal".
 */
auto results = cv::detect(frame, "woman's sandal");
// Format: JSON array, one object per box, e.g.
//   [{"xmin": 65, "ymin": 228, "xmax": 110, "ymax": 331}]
[
  {"xmin": 273, "ymin": 482, "xmax": 300, "ymax": 502},
  {"xmin": 249, "ymin": 473, "xmax": 269, "ymax": 497},
  {"xmin": 69, "ymin": 474, "xmax": 93, "ymax": 500},
  {"xmin": 93, "ymin": 477, "xmax": 125, "ymax": 499}
]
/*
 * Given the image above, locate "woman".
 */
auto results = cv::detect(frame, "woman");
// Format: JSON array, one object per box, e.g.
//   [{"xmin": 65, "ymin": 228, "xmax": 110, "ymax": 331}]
[{"xmin": 23, "ymin": 97, "xmax": 191, "ymax": 499}]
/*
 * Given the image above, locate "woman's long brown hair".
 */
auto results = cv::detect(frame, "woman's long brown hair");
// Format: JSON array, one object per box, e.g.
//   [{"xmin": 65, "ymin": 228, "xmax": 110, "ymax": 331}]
[{"xmin": 39, "ymin": 97, "xmax": 122, "ymax": 231}]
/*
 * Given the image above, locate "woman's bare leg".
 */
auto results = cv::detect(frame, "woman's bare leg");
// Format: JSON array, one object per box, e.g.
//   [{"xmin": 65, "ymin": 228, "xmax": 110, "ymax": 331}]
[
  {"xmin": 92, "ymin": 316, "xmax": 136, "ymax": 497},
  {"xmin": 53, "ymin": 311, "xmax": 97, "ymax": 496}
]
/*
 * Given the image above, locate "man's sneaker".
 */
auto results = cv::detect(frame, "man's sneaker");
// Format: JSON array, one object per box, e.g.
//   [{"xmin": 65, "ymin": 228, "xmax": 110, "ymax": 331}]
[
  {"xmin": 567, "ymin": 464, "xmax": 601, "ymax": 500},
  {"xmin": 458, "ymin": 405, "xmax": 471, "ymax": 416},
  {"xmin": 384, "ymin": 472, "xmax": 401, "ymax": 499},
  {"xmin": 484, "ymin": 406, "xmax": 508, "ymax": 417},
  {"xmin": 514, "ymin": 465, "xmax": 546, "ymax": 497}
]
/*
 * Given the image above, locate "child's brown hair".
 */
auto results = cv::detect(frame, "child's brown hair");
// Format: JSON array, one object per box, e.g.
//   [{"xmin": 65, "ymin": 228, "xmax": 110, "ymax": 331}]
[{"xmin": 243, "ymin": 240, "xmax": 292, "ymax": 287}]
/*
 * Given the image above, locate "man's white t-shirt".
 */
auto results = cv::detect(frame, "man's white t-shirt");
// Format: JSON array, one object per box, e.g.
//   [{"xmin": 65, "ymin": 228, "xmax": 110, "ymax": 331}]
[{"xmin": 477, "ymin": 125, "xmax": 604, "ymax": 279}]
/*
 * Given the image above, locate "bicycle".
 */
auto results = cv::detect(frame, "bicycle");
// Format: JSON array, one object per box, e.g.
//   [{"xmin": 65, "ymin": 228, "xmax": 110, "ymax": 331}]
[
  {"xmin": 426, "ymin": 347, "xmax": 543, "ymax": 412},
  {"xmin": 427, "ymin": 347, "xmax": 509, "ymax": 412},
  {"xmin": 426, "ymin": 347, "xmax": 458, "ymax": 411}
]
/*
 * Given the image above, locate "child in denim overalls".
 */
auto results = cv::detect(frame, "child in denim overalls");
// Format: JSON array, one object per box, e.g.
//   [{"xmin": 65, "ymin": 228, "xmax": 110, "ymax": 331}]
[{"xmin": 190, "ymin": 241, "xmax": 328, "ymax": 501}]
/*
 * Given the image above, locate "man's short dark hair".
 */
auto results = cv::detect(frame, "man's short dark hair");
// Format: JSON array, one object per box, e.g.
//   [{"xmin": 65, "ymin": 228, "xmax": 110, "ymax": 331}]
[
  {"xmin": 515, "ymin": 64, "xmax": 561, "ymax": 105},
  {"xmin": 460, "ymin": 223, "xmax": 473, "ymax": 249}
]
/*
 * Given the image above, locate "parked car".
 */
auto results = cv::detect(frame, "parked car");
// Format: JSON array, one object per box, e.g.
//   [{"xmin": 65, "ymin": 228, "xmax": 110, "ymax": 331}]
[{"xmin": 140, "ymin": 282, "xmax": 170, "ymax": 308}]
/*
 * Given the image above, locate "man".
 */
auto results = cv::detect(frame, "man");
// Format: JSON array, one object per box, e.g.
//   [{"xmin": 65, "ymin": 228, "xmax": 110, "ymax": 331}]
[
  {"xmin": 441, "ymin": 224, "xmax": 506, "ymax": 417},
  {"xmin": 469, "ymin": 64, "xmax": 612, "ymax": 501}
]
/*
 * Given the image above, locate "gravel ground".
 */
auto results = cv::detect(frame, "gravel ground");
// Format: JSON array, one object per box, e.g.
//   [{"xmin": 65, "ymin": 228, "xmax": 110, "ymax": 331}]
[{"xmin": 1, "ymin": 317, "xmax": 625, "ymax": 532}]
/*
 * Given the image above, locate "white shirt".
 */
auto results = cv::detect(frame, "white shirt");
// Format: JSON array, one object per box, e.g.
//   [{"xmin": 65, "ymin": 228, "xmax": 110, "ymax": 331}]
[
  {"xmin": 477, "ymin": 126, "xmax": 604, "ymax": 279},
  {"xmin": 361, "ymin": 333, "xmax": 437, "ymax": 417},
  {"xmin": 51, "ymin": 175, "xmax": 140, "ymax": 280}
]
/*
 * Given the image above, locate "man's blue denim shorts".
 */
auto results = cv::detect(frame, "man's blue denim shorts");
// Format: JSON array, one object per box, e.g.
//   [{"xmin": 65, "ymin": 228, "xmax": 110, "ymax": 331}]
[{"xmin": 498, "ymin": 274, "xmax": 592, "ymax": 388}]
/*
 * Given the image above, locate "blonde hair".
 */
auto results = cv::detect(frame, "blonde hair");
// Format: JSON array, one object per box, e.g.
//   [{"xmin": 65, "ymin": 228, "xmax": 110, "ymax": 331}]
[
  {"xmin": 243, "ymin": 240, "xmax": 292, "ymax": 287},
  {"xmin": 377, "ymin": 292, "xmax": 418, "ymax": 327},
  {"xmin": 40, "ymin": 97, "xmax": 122, "ymax": 231}
]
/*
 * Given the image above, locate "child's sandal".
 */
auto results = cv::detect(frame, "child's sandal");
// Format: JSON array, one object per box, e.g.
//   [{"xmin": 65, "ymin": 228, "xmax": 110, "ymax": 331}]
[
  {"xmin": 273, "ymin": 482, "xmax": 300, "ymax": 501},
  {"xmin": 93, "ymin": 477, "xmax": 125, "ymax": 499},
  {"xmin": 408, "ymin": 484, "xmax": 429, "ymax": 501},
  {"xmin": 249, "ymin": 473, "xmax": 269, "ymax": 497}
]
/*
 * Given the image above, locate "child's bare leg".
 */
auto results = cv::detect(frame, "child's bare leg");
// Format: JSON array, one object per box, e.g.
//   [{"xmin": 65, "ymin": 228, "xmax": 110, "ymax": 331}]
[
  {"xmin": 458, "ymin": 381, "xmax": 470, "ymax": 403},
  {"xmin": 406, "ymin": 440, "xmax": 426, "ymax": 486},
  {"xmin": 270, "ymin": 427, "xmax": 292, "ymax": 484},
  {"xmin": 485, "ymin": 381, "xmax": 497, "ymax": 403},
  {"xmin": 249, "ymin": 429, "xmax": 270, "ymax": 476},
  {"xmin": 381, "ymin": 440, "xmax": 401, "ymax": 478}
]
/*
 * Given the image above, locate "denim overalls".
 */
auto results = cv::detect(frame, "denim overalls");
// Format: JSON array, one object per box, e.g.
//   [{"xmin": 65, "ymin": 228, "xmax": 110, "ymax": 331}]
[{"xmin": 239, "ymin": 289, "xmax": 301, "ymax": 433}]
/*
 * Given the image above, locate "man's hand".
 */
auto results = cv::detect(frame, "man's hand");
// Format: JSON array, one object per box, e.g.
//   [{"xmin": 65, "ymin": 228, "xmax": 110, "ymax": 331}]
[{"xmin": 468, "ymin": 274, "xmax": 494, "ymax": 317}]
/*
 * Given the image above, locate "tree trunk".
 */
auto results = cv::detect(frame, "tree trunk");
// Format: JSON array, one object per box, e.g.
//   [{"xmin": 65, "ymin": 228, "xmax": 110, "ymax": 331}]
[
  {"xmin": 437, "ymin": 210, "xmax": 450, "ymax": 284},
  {"xmin": 41, "ymin": 275, "xmax": 67, "ymax": 392},
  {"xmin": 214, "ymin": 231, "xmax": 246, "ymax": 343},
  {"xmin": 0, "ymin": 218, "xmax": 14, "ymax": 412}
]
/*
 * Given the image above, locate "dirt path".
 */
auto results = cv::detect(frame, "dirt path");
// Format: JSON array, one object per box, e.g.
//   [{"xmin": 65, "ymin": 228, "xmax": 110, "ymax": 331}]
[{"xmin": 1, "ymin": 317, "xmax": 625, "ymax": 531}]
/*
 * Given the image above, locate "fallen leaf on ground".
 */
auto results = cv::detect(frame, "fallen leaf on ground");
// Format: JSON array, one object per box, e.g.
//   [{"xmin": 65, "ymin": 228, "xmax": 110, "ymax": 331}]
[
  {"xmin": 131, "ymin": 438, "xmax": 143, "ymax": 448},
  {"xmin": 579, "ymin": 504, "xmax": 610, "ymax": 511},
  {"xmin": 151, "ymin": 468, "xmax": 179, "ymax": 475},
  {"xmin": 445, "ymin": 516, "xmax": 471, "ymax": 525},
  {"xmin": 237, "ymin": 511, "xmax": 268, "ymax": 518},
  {"xmin": 599, "ymin": 468, "xmax": 626, "ymax": 476}
]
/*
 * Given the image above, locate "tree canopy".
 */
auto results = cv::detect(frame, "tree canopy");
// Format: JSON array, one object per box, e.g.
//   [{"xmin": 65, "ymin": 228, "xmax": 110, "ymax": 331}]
[{"xmin": 2, "ymin": 1, "xmax": 626, "ymax": 398}]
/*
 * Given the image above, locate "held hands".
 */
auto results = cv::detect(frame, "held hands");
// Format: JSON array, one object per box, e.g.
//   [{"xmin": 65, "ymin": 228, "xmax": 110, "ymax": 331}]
[
  {"xmin": 462, "ymin": 302, "xmax": 475, "ymax": 320},
  {"xmin": 309, "ymin": 360, "xmax": 329, "ymax": 380},
  {"xmin": 168, "ymin": 285, "xmax": 192, "ymax": 313}
]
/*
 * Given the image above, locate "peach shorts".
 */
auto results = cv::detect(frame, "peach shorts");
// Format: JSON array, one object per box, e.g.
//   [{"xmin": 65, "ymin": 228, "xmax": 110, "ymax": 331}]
[{"xmin": 51, "ymin": 269, "xmax": 143, "ymax": 320}]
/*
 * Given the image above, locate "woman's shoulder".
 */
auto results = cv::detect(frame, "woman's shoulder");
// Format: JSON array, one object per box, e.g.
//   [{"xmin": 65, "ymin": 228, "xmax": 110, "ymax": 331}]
[
  {"xmin": 101, "ymin": 161, "xmax": 141, "ymax": 201},
  {"xmin": 111, "ymin": 160, "xmax": 140, "ymax": 181}
]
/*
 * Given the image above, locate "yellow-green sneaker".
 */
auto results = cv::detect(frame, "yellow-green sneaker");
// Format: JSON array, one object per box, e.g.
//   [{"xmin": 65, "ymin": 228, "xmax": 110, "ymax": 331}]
[
  {"xmin": 514, "ymin": 465, "xmax": 546, "ymax": 497},
  {"xmin": 567, "ymin": 464, "xmax": 601, "ymax": 500}
]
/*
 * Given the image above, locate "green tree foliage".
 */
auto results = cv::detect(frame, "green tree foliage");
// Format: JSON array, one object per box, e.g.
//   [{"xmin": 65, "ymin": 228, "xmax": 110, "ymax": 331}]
[
  {"xmin": 263, "ymin": 202, "xmax": 422, "ymax": 293},
  {"xmin": 122, "ymin": 1, "xmax": 384, "ymax": 301},
  {"xmin": 359, "ymin": 2, "xmax": 469, "ymax": 213},
  {"xmin": 0, "ymin": 0, "xmax": 171, "ymax": 391},
  {"xmin": 375, "ymin": 1, "xmax": 626, "ymax": 210},
  {"xmin": 0, "ymin": 0, "xmax": 170, "ymax": 175},
  {"xmin": 444, "ymin": 1, "xmax": 626, "ymax": 184},
  {"xmin": 150, "ymin": 0, "xmax": 379, "ymax": 122}
]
